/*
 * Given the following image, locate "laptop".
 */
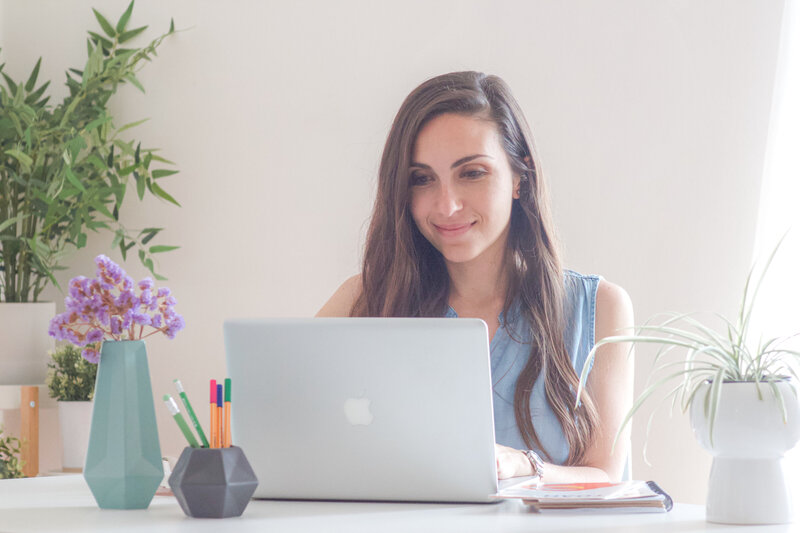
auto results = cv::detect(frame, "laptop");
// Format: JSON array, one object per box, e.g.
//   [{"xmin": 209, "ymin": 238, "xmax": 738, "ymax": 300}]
[{"xmin": 224, "ymin": 317, "xmax": 499, "ymax": 503}]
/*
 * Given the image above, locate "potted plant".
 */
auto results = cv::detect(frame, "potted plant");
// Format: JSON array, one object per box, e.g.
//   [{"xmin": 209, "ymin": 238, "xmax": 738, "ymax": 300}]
[
  {"xmin": 0, "ymin": 426, "xmax": 24, "ymax": 479},
  {"xmin": 577, "ymin": 235, "xmax": 800, "ymax": 525},
  {"xmin": 46, "ymin": 344, "xmax": 97, "ymax": 471},
  {"xmin": 0, "ymin": 1, "xmax": 180, "ymax": 386}
]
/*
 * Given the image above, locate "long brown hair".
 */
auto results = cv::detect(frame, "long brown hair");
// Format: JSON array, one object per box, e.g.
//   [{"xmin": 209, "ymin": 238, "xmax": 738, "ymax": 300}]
[{"xmin": 351, "ymin": 71, "xmax": 599, "ymax": 465}]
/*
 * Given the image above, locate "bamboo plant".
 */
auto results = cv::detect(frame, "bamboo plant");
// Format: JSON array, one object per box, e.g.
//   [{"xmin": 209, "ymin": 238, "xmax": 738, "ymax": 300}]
[
  {"xmin": 577, "ymin": 233, "xmax": 800, "ymax": 450},
  {"xmin": 0, "ymin": 1, "xmax": 180, "ymax": 303}
]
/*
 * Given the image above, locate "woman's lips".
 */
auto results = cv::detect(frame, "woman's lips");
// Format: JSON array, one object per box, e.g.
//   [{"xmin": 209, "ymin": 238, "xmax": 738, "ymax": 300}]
[{"xmin": 433, "ymin": 222, "xmax": 475, "ymax": 237}]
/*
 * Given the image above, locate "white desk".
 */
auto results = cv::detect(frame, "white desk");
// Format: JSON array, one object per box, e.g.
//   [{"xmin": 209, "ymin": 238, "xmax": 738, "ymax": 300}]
[{"xmin": 0, "ymin": 475, "xmax": 797, "ymax": 533}]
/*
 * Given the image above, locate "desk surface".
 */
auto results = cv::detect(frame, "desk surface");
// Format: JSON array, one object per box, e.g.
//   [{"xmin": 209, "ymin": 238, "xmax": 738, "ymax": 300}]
[{"xmin": 0, "ymin": 475, "xmax": 797, "ymax": 533}]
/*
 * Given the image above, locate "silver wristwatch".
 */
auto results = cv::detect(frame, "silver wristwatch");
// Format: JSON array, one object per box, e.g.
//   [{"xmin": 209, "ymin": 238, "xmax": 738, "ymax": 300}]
[{"xmin": 524, "ymin": 449, "xmax": 545, "ymax": 480}]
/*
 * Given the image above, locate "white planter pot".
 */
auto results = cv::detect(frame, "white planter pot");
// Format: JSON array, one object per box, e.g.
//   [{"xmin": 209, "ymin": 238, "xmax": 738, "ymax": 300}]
[
  {"xmin": 58, "ymin": 401, "xmax": 94, "ymax": 471},
  {"xmin": 690, "ymin": 379, "xmax": 800, "ymax": 525},
  {"xmin": 0, "ymin": 302, "xmax": 55, "ymax": 385}
]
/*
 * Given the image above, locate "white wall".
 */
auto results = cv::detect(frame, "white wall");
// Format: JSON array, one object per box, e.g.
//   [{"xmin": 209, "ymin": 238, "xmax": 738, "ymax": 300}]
[{"xmin": 0, "ymin": 0, "xmax": 785, "ymax": 504}]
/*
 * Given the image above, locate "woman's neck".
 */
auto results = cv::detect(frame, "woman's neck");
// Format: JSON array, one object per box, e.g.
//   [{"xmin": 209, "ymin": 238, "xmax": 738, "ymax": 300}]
[{"xmin": 445, "ymin": 246, "xmax": 509, "ymax": 312}]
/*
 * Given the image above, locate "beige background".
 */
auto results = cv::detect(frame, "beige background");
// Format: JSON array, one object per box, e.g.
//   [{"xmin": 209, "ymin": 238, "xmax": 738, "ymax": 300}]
[{"xmin": 0, "ymin": 0, "xmax": 789, "ymax": 503}]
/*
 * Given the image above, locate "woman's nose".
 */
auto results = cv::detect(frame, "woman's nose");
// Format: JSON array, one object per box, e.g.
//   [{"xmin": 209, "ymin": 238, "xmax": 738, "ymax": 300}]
[{"xmin": 435, "ymin": 184, "xmax": 462, "ymax": 216}]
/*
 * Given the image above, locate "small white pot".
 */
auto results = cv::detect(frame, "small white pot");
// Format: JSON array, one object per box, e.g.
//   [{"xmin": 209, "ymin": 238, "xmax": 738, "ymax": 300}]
[
  {"xmin": 0, "ymin": 302, "xmax": 55, "ymax": 385},
  {"xmin": 57, "ymin": 400, "xmax": 94, "ymax": 471},
  {"xmin": 690, "ymin": 379, "xmax": 800, "ymax": 525}
]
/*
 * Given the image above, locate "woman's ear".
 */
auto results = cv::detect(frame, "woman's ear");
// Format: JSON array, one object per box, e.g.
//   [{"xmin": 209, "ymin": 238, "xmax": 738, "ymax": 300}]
[{"xmin": 513, "ymin": 174, "xmax": 522, "ymax": 199}]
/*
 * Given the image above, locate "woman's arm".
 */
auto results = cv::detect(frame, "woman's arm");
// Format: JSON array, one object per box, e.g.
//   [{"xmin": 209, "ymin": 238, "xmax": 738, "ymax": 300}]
[
  {"xmin": 496, "ymin": 279, "xmax": 635, "ymax": 482},
  {"xmin": 315, "ymin": 274, "xmax": 362, "ymax": 317}
]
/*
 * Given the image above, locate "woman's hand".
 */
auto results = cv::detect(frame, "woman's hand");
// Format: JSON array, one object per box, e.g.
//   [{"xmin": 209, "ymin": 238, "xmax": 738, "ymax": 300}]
[{"xmin": 494, "ymin": 443, "xmax": 533, "ymax": 480}]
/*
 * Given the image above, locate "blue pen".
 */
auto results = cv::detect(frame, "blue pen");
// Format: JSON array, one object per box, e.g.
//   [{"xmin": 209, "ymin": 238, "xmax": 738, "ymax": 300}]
[{"xmin": 216, "ymin": 383, "xmax": 223, "ymax": 451}]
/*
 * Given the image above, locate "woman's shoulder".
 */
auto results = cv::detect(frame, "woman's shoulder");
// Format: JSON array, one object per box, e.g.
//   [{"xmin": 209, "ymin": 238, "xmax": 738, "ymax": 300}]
[
  {"xmin": 315, "ymin": 274, "xmax": 363, "ymax": 317},
  {"xmin": 563, "ymin": 269, "xmax": 631, "ymax": 322}
]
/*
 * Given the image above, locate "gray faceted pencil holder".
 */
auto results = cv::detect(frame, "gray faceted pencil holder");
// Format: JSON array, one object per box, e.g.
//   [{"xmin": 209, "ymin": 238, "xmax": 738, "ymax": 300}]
[{"xmin": 168, "ymin": 446, "xmax": 259, "ymax": 518}]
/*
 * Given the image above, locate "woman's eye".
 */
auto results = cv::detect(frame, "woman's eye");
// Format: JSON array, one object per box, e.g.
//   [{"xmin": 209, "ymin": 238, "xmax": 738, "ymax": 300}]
[
  {"xmin": 463, "ymin": 170, "xmax": 486, "ymax": 179},
  {"xmin": 411, "ymin": 173, "xmax": 431, "ymax": 186}
]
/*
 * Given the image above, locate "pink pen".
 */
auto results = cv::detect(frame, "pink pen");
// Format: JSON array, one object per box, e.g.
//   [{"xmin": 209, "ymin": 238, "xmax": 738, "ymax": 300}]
[{"xmin": 210, "ymin": 379, "xmax": 217, "ymax": 448}]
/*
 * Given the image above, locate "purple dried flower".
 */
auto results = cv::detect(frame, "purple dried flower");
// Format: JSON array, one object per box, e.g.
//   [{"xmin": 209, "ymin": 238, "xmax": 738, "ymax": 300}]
[
  {"xmin": 82, "ymin": 347, "xmax": 100, "ymax": 364},
  {"xmin": 49, "ymin": 255, "xmax": 184, "ymax": 361},
  {"xmin": 140, "ymin": 289, "xmax": 152, "ymax": 306},
  {"xmin": 132, "ymin": 312, "xmax": 152, "ymax": 326}
]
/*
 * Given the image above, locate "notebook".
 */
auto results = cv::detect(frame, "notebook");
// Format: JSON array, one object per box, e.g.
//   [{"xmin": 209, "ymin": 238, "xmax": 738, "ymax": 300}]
[{"xmin": 224, "ymin": 317, "xmax": 499, "ymax": 503}]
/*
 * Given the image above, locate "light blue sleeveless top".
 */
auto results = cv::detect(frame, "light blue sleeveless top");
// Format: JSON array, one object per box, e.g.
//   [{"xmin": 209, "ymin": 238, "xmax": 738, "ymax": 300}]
[{"xmin": 445, "ymin": 269, "xmax": 602, "ymax": 464}]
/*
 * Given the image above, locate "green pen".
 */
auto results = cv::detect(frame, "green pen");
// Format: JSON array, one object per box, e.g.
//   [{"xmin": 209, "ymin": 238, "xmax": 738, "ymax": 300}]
[
  {"xmin": 174, "ymin": 379, "xmax": 209, "ymax": 448},
  {"xmin": 163, "ymin": 394, "xmax": 200, "ymax": 448}
]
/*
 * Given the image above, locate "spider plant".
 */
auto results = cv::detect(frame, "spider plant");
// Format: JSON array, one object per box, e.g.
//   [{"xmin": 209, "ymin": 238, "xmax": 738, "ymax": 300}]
[{"xmin": 577, "ymin": 233, "xmax": 800, "ymax": 452}]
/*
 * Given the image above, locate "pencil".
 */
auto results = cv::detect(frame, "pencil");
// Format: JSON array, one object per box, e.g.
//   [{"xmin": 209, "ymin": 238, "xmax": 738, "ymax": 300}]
[
  {"xmin": 174, "ymin": 379, "xmax": 209, "ymax": 448},
  {"xmin": 224, "ymin": 378, "xmax": 232, "ymax": 448},
  {"xmin": 163, "ymin": 395, "xmax": 200, "ymax": 448},
  {"xmin": 216, "ymin": 384, "xmax": 223, "ymax": 450},
  {"xmin": 210, "ymin": 379, "xmax": 217, "ymax": 448}
]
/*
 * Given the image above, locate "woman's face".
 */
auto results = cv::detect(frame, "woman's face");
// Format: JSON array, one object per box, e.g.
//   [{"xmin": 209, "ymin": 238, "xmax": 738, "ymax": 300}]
[{"xmin": 409, "ymin": 113, "xmax": 520, "ymax": 267}]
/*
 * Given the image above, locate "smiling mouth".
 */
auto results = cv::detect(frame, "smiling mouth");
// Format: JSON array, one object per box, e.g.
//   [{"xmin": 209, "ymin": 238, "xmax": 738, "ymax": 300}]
[{"xmin": 433, "ymin": 222, "xmax": 475, "ymax": 236}]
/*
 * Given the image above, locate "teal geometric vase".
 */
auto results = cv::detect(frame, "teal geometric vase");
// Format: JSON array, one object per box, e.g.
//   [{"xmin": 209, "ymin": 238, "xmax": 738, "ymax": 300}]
[{"xmin": 84, "ymin": 340, "xmax": 163, "ymax": 509}]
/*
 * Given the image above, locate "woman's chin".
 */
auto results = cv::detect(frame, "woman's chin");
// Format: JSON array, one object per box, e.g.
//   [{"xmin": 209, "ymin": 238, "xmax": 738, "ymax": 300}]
[{"xmin": 437, "ymin": 246, "xmax": 481, "ymax": 265}]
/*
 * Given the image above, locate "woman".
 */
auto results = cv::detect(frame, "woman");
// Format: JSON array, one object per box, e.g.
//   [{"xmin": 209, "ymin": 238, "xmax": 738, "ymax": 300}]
[{"xmin": 317, "ymin": 71, "xmax": 634, "ymax": 483}]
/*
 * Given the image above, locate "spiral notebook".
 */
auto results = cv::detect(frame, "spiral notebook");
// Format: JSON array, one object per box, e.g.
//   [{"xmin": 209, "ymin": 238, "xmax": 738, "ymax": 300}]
[{"xmin": 494, "ymin": 480, "xmax": 673, "ymax": 513}]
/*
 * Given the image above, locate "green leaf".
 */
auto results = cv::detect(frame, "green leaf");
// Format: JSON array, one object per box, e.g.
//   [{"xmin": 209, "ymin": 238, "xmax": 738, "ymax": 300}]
[
  {"xmin": 118, "ymin": 164, "xmax": 137, "ymax": 176},
  {"xmin": 169, "ymin": 18, "xmax": 175, "ymax": 33},
  {"xmin": 86, "ymin": 221, "xmax": 110, "ymax": 231},
  {"xmin": 87, "ymin": 154, "xmax": 107, "ymax": 171},
  {"xmin": 150, "ymin": 180, "xmax": 181, "ymax": 206},
  {"xmin": 90, "ymin": 201, "xmax": 114, "ymax": 219},
  {"xmin": 2, "ymin": 72, "xmax": 18, "ymax": 95},
  {"xmin": 111, "ymin": 230, "xmax": 123, "ymax": 250},
  {"xmin": 0, "ymin": 214, "xmax": 27, "ymax": 234},
  {"xmin": 85, "ymin": 114, "xmax": 113, "ymax": 132},
  {"xmin": 24, "ymin": 57, "xmax": 42, "ymax": 92},
  {"xmin": 92, "ymin": 8, "xmax": 117, "ymax": 38},
  {"xmin": 116, "ymin": 117, "xmax": 149, "ymax": 135},
  {"xmin": 152, "ymin": 169, "xmax": 178, "ymax": 179},
  {"xmin": 135, "ymin": 171, "xmax": 145, "ymax": 200},
  {"xmin": 88, "ymin": 31, "xmax": 113, "ymax": 50},
  {"xmin": 148, "ymin": 153, "xmax": 175, "ymax": 165},
  {"xmin": 77, "ymin": 232, "xmax": 87, "ymax": 248},
  {"xmin": 116, "ymin": 0, "xmax": 134, "ymax": 33},
  {"xmin": 5, "ymin": 149, "xmax": 33, "ymax": 170},
  {"xmin": 149, "ymin": 245, "xmax": 179, "ymax": 254},
  {"xmin": 139, "ymin": 227, "xmax": 163, "ymax": 244},
  {"xmin": 119, "ymin": 25, "xmax": 148, "ymax": 43},
  {"xmin": 125, "ymin": 72, "xmax": 145, "ymax": 93},
  {"xmin": 24, "ymin": 80, "xmax": 50, "ymax": 105},
  {"xmin": 65, "ymin": 167, "xmax": 87, "ymax": 192}
]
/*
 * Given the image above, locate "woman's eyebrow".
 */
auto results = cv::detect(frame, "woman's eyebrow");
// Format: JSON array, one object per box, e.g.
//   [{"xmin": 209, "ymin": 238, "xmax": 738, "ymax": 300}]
[{"xmin": 410, "ymin": 154, "xmax": 493, "ymax": 170}]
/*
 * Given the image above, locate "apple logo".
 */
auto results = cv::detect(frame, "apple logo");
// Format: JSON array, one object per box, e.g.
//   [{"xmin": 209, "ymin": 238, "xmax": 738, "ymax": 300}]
[{"xmin": 343, "ymin": 395, "xmax": 374, "ymax": 426}]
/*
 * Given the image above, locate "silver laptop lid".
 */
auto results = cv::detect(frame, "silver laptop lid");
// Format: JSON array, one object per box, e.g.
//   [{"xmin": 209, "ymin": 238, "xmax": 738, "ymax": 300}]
[{"xmin": 224, "ymin": 317, "xmax": 498, "ymax": 503}]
